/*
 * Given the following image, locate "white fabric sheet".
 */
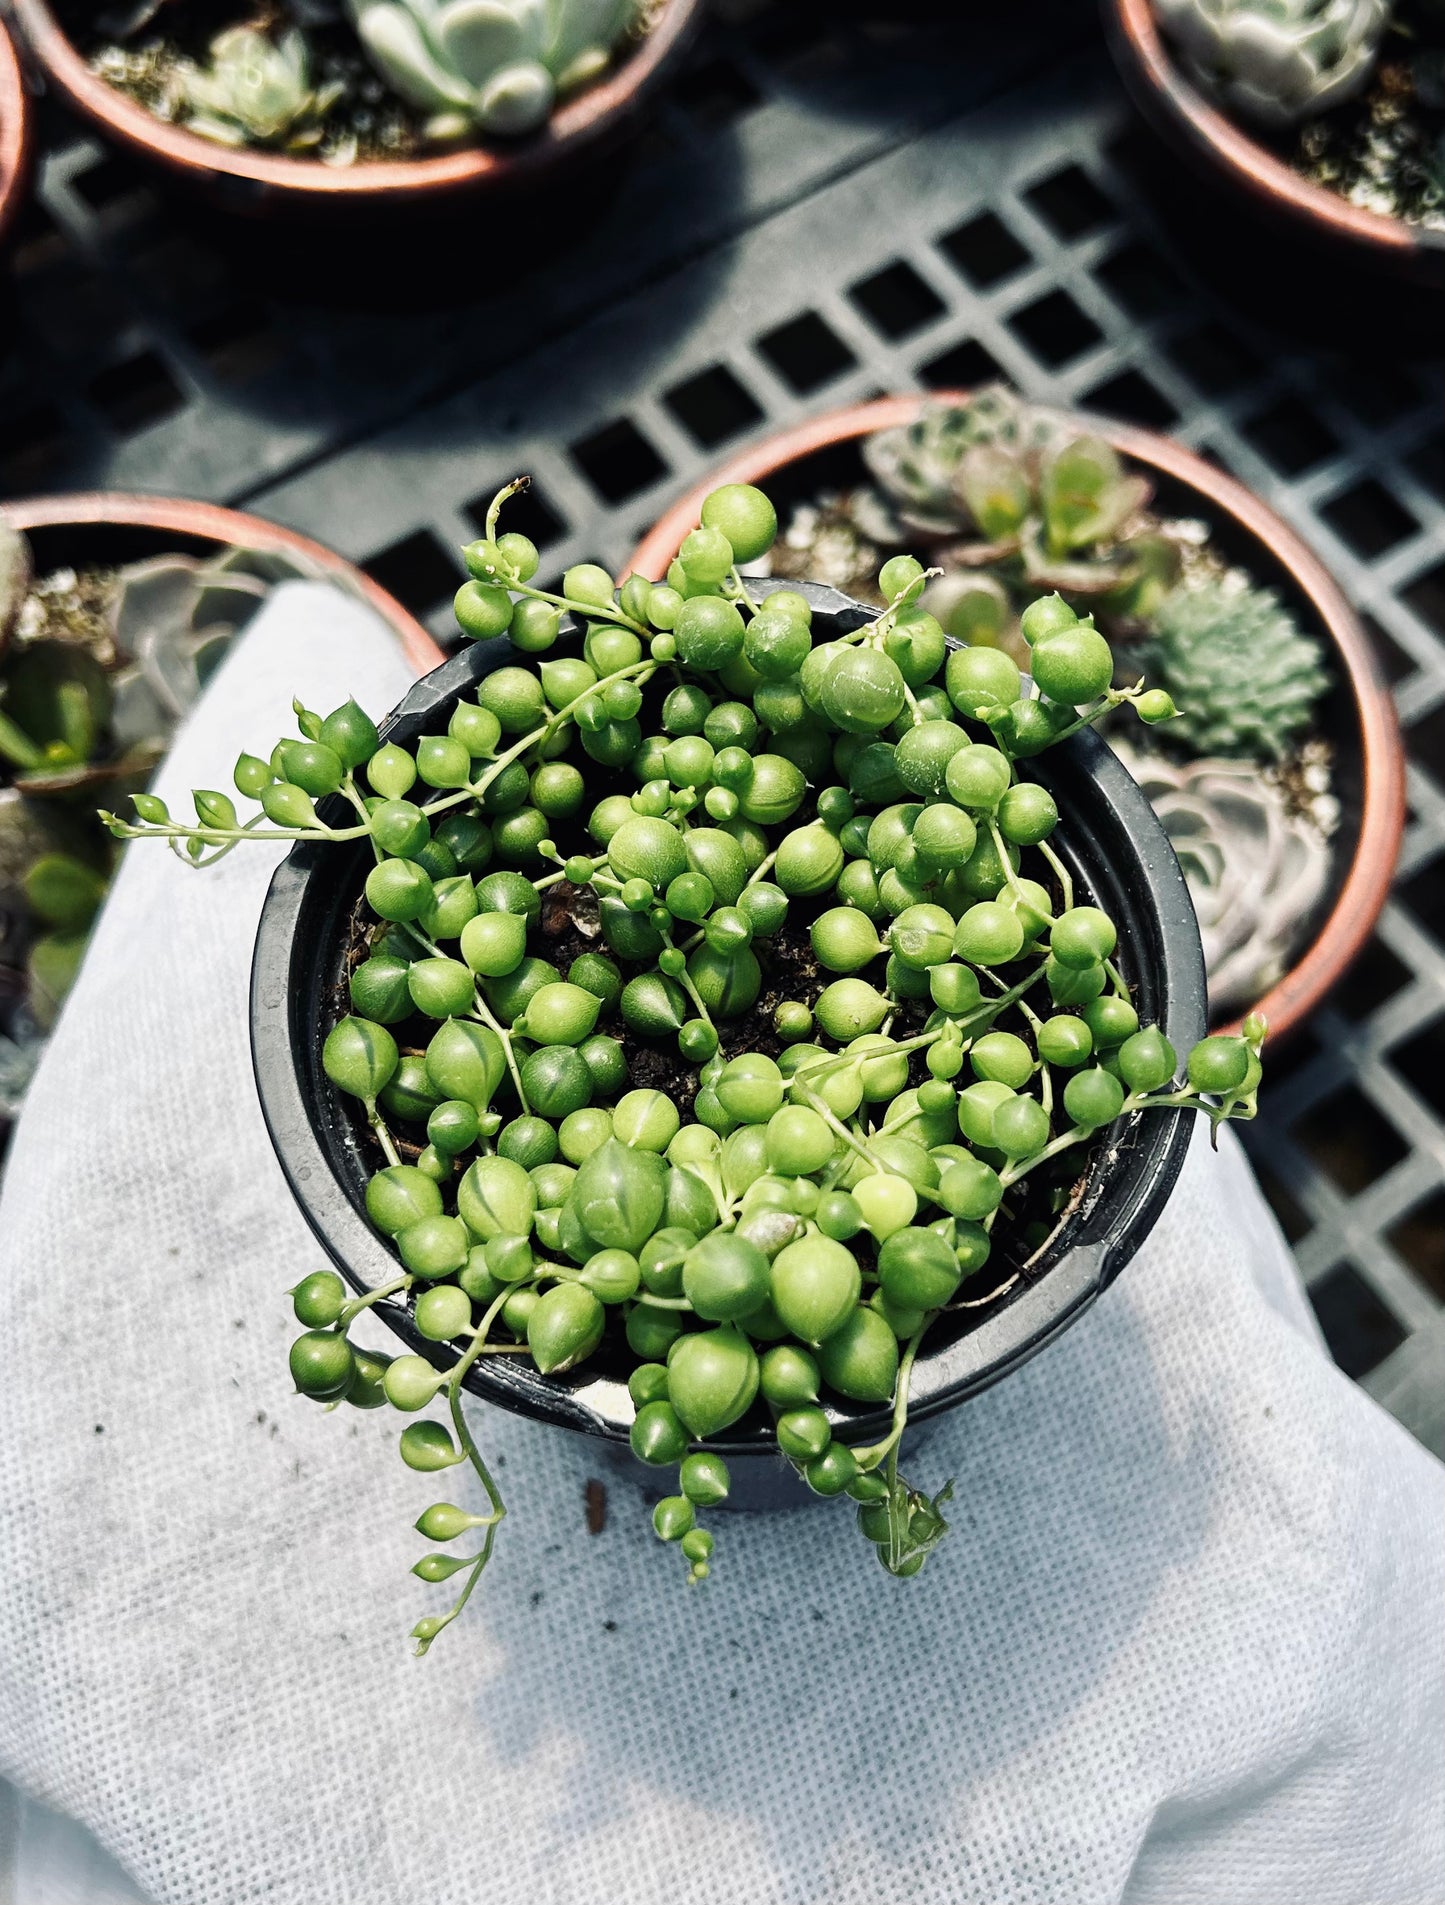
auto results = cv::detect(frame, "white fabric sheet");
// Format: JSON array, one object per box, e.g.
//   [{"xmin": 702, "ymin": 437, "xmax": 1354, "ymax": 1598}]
[{"xmin": 0, "ymin": 580, "xmax": 1440, "ymax": 1905}]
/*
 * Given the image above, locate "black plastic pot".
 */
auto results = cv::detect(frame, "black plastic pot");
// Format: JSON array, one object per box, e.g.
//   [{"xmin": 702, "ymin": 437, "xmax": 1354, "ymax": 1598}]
[{"xmin": 252, "ymin": 581, "xmax": 1206, "ymax": 1489}]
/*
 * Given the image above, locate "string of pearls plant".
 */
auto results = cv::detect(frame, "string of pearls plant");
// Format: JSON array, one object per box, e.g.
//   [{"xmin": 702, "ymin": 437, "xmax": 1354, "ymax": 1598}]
[{"xmin": 105, "ymin": 478, "xmax": 1265, "ymax": 1653}]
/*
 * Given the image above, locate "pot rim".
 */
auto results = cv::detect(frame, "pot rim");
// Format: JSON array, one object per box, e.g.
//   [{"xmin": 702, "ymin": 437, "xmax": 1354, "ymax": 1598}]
[
  {"xmin": 250, "ymin": 584, "xmax": 1204, "ymax": 1453},
  {"xmin": 1102, "ymin": 0, "xmax": 1444, "ymax": 268},
  {"xmin": 0, "ymin": 489, "xmax": 446, "ymax": 676},
  {"xmin": 10, "ymin": 0, "xmax": 700, "ymax": 206},
  {"xmin": 0, "ymin": 18, "xmax": 34, "ymax": 249},
  {"xmin": 625, "ymin": 391, "xmax": 1407, "ymax": 1044}
]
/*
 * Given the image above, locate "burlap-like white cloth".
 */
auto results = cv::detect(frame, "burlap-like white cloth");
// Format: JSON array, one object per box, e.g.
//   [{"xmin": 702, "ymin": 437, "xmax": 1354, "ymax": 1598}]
[{"xmin": 0, "ymin": 582, "xmax": 1440, "ymax": 1905}]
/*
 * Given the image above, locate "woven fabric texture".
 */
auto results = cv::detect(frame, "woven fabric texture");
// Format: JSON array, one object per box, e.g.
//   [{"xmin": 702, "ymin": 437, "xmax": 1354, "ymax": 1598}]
[{"xmin": 0, "ymin": 583, "xmax": 1440, "ymax": 1905}]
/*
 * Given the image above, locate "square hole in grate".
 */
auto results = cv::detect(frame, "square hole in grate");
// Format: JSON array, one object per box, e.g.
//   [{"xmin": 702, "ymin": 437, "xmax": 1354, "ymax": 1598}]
[
  {"xmin": 10, "ymin": 198, "xmax": 67, "ymax": 275},
  {"xmin": 664, "ymin": 365, "xmax": 764, "ymax": 448},
  {"xmin": 1093, "ymin": 242, "xmax": 1185, "ymax": 319},
  {"xmin": 464, "ymin": 482, "xmax": 567, "ymax": 551},
  {"xmin": 1024, "ymin": 164, "xmax": 1115, "ymax": 240},
  {"xmin": 849, "ymin": 262, "xmax": 946, "ymax": 341},
  {"xmin": 1102, "ymin": 122, "xmax": 1161, "ymax": 189},
  {"xmin": 1399, "ymin": 855, "xmax": 1445, "ymax": 938},
  {"xmin": 1318, "ymin": 478, "xmax": 1419, "ymax": 560},
  {"xmin": 1307, "ymin": 1262, "xmax": 1407, "ymax": 1378},
  {"xmin": 71, "ymin": 151, "xmax": 153, "ymax": 213},
  {"xmin": 1080, "ymin": 369, "xmax": 1178, "ymax": 429},
  {"xmin": 86, "ymin": 352, "xmax": 185, "ymax": 435},
  {"xmin": 1389, "ymin": 1013, "xmax": 1445, "ymax": 1122},
  {"xmin": 1386, "ymin": 1192, "xmax": 1445, "ymax": 1301},
  {"xmin": 747, "ymin": 8, "xmax": 841, "ymax": 68},
  {"xmin": 131, "ymin": 233, "xmax": 233, "ymax": 311},
  {"xmin": 0, "ymin": 399, "xmax": 74, "ymax": 485},
  {"xmin": 570, "ymin": 418, "xmax": 668, "ymax": 504},
  {"xmin": 1405, "ymin": 694, "xmax": 1445, "ymax": 778},
  {"xmin": 918, "ymin": 338, "xmax": 1002, "ymax": 390},
  {"xmin": 1331, "ymin": 360, "xmax": 1421, "ymax": 426},
  {"xmin": 938, "ymin": 212, "xmax": 1031, "ymax": 290},
  {"xmin": 188, "ymin": 303, "xmax": 279, "ymax": 382},
  {"xmin": 1293, "ymin": 1085, "xmax": 1407, "ymax": 1194},
  {"xmin": 1241, "ymin": 397, "xmax": 1339, "ymax": 476},
  {"xmin": 1254, "ymin": 1024, "xmax": 1319, "ymax": 1096},
  {"xmin": 363, "ymin": 529, "xmax": 460, "ymax": 617},
  {"xmin": 1166, "ymin": 323, "xmax": 1262, "ymax": 398},
  {"xmin": 1007, "ymin": 289, "xmax": 1102, "ymax": 368},
  {"xmin": 1405, "ymin": 431, "xmax": 1445, "ymax": 504},
  {"xmin": 1361, "ymin": 612, "xmax": 1415, "ymax": 687},
  {"xmin": 1249, "ymin": 1156, "xmax": 1312, "ymax": 1246},
  {"xmin": 674, "ymin": 58, "xmax": 762, "ymax": 129},
  {"xmin": 755, "ymin": 311, "xmax": 857, "ymax": 394},
  {"xmin": 1332, "ymin": 933, "xmax": 1412, "ymax": 1021},
  {"xmin": 1400, "ymin": 560, "xmax": 1445, "ymax": 642}
]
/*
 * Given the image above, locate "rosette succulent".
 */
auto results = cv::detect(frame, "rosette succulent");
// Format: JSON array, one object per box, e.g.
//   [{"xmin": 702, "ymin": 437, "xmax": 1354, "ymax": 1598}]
[
  {"xmin": 860, "ymin": 389, "xmax": 1182, "ymax": 646},
  {"xmin": 1141, "ymin": 577, "xmax": 1330, "ymax": 762},
  {"xmin": 1115, "ymin": 743, "xmax": 1332, "ymax": 1013},
  {"xmin": 179, "ymin": 27, "xmax": 343, "ymax": 151},
  {"xmin": 348, "ymin": 0, "xmax": 641, "ymax": 138},
  {"xmin": 1, "ymin": 535, "xmax": 322, "ymax": 1094},
  {"xmin": 109, "ymin": 478, "xmax": 1264, "ymax": 1652},
  {"xmin": 1154, "ymin": 0, "xmax": 1390, "ymax": 126}
]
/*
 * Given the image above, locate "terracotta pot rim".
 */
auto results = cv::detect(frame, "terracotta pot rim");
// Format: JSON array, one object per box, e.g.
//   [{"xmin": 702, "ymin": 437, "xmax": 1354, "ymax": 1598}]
[
  {"xmin": 626, "ymin": 393, "xmax": 1407, "ymax": 1046},
  {"xmin": 10, "ymin": 0, "xmax": 698, "ymax": 203},
  {"xmin": 0, "ymin": 490, "xmax": 445, "ymax": 677},
  {"xmin": 0, "ymin": 19, "xmax": 35, "ymax": 248},
  {"xmin": 1104, "ymin": 0, "xmax": 1441, "ymax": 263}
]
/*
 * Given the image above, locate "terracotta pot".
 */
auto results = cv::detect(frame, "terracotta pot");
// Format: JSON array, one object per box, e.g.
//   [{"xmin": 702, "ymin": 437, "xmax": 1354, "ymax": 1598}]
[
  {"xmin": 0, "ymin": 491, "xmax": 445, "ymax": 676},
  {"xmin": 627, "ymin": 394, "xmax": 1406, "ymax": 1045},
  {"xmin": 0, "ymin": 17, "xmax": 35, "ymax": 249},
  {"xmin": 1102, "ymin": 0, "xmax": 1445, "ymax": 284},
  {"xmin": 10, "ymin": 0, "xmax": 700, "ymax": 216}
]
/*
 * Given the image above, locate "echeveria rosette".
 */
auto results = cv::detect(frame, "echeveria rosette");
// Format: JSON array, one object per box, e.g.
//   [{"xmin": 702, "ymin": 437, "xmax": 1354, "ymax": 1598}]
[
  {"xmin": 1114, "ymin": 742, "xmax": 1332, "ymax": 1015},
  {"xmin": 179, "ymin": 27, "xmax": 344, "ymax": 151},
  {"xmin": 1153, "ymin": 0, "xmax": 1389, "ymax": 127},
  {"xmin": 860, "ymin": 388, "xmax": 1182, "ymax": 651},
  {"xmin": 103, "ymin": 473, "xmax": 1264, "ymax": 1652},
  {"xmin": 348, "ymin": 0, "xmax": 641, "ymax": 142}
]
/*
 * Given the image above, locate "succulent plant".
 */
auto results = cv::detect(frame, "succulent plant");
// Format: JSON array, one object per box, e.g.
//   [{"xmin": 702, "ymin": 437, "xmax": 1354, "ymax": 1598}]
[
  {"xmin": 860, "ymin": 389, "xmax": 1183, "ymax": 642},
  {"xmin": 179, "ymin": 27, "xmax": 344, "ymax": 151},
  {"xmin": 109, "ymin": 476, "xmax": 1266, "ymax": 1647},
  {"xmin": 1154, "ymin": 0, "xmax": 1390, "ymax": 126},
  {"xmin": 347, "ymin": 0, "xmax": 640, "ymax": 140},
  {"xmin": 1141, "ymin": 577, "xmax": 1330, "ymax": 762},
  {"xmin": 1, "ymin": 540, "xmax": 321, "ymax": 1075},
  {"xmin": 1115, "ymin": 742, "xmax": 1332, "ymax": 1014},
  {"xmin": 0, "ymin": 523, "xmax": 30, "ymax": 656}
]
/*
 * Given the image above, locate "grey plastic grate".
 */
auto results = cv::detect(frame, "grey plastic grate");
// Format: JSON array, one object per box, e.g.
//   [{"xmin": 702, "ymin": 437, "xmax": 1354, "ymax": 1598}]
[{"xmin": 3, "ymin": 5, "xmax": 1444, "ymax": 1449}]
